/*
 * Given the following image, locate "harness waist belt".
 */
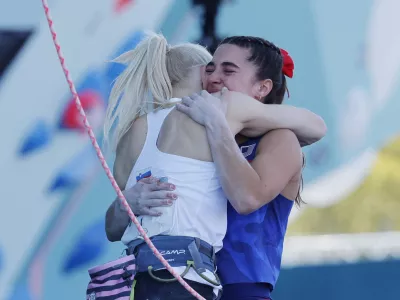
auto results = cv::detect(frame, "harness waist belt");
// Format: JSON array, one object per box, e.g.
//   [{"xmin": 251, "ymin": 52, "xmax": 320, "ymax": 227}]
[{"xmin": 126, "ymin": 235, "xmax": 216, "ymax": 274}]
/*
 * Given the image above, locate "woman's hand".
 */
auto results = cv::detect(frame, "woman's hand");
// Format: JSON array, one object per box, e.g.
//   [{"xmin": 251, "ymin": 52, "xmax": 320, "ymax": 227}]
[
  {"xmin": 176, "ymin": 89, "xmax": 228, "ymax": 127},
  {"xmin": 106, "ymin": 176, "xmax": 177, "ymax": 241},
  {"xmin": 121, "ymin": 176, "xmax": 178, "ymax": 216}
]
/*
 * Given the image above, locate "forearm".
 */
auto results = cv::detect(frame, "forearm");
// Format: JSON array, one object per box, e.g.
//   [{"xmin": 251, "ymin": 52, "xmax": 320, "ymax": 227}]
[
  {"xmin": 242, "ymin": 105, "xmax": 326, "ymax": 146},
  {"xmin": 266, "ymin": 105, "xmax": 326, "ymax": 146},
  {"xmin": 205, "ymin": 118, "xmax": 263, "ymax": 214},
  {"xmin": 105, "ymin": 195, "xmax": 130, "ymax": 242}
]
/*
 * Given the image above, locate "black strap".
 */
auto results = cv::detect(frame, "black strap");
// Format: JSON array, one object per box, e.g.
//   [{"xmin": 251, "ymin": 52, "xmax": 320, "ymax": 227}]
[
  {"xmin": 188, "ymin": 241, "xmax": 206, "ymax": 273},
  {"xmin": 197, "ymin": 237, "xmax": 216, "ymax": 262}
]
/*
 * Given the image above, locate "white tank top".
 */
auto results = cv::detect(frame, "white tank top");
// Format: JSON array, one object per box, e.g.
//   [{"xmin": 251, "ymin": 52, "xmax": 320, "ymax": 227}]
[{"xmin": 121, "ymin": 105, "xmax": 226, "ymax": 292}]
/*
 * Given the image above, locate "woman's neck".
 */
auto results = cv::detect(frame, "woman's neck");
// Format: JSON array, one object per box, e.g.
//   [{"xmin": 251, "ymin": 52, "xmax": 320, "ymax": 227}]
[{"xmin": 172, "ymin": 87, "xmax": 199, "ymax": 99}]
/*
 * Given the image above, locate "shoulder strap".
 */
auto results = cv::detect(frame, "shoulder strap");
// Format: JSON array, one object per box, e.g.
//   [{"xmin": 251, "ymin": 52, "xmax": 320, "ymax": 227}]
[{"xmin": 143, "ymin": 106, "xmax": 175, "ymax": 148}]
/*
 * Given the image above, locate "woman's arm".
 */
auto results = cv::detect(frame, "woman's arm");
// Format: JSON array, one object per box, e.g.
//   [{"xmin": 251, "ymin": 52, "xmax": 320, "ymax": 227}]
[
  {"xmin": 222, "ymin": 91, "xmax": 327, "ymax": 146},
  {"xmin": 175, "ymin": 91, "xmax": 318, "ymax": 214},
  {"xmin": 177, "ymin": 90, "xmax": 326, "ymax": 146},
  {"xmin": 205, "ymin": 125, "xmax": 302, "ymax": 214},
  {"xmin": 105, "ymin": 121, "xmax": 177, "ymax": 242},
  {"xmin": 105, "ymin": 129, "xmax": 136, "ymax": 242},
  {"xmin": 105, "ymin": 177, "xmax": 176, "ymax": 241}
]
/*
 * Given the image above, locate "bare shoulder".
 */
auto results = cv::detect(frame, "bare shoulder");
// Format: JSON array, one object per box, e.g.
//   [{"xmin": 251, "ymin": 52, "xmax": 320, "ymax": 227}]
[
  {"xmin": 258, "ymin": 129, "xmax": 303, "ymax": 199},
  {"xmin": 114, "ymin": 115, "xmax": 148, "ymax": 189},
  {"xmin": 258, "ymin": 129, "xmax": 301, "ymax": 151},
  {"xmin": 257, "ymin": 129, "xmax": 303, "ymax": 176},
  {"xmin": 245, "ymin": 129, "xmax": 303, "ymax": 202}
]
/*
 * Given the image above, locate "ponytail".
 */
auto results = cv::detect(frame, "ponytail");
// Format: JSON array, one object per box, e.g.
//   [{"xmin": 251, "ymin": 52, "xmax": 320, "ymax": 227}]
[{"xmin": 103, "ymin": 33, "xmax": 173, "ymax": 151}]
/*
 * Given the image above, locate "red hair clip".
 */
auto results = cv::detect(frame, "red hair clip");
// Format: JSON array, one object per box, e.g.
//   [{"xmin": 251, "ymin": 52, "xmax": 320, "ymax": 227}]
[
  {"xmin": 280, "ymin": 48, "xmax": 294, "ymax": 98},
  {"xmin": 280, "ymin": 48, "xmax": 294, "ymax": 78}
]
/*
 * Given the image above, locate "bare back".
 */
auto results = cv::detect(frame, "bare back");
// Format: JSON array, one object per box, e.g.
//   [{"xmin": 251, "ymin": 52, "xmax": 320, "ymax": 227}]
[
  {"xmin": 136, "ymin": 108, "xmax": 212, "ymax": 165},
  {"xmin": 157, "ymin": 109, "xmax": 213, "ymax": 162},
  {"xmin": 114, "ymin": 107, "xmax": 214, "ymax": 189}
]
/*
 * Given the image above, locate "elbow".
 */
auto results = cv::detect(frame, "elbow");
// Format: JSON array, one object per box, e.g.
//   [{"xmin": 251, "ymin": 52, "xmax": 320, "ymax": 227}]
[
  {"xmin": 105, "ymin": 226, "xmax": 122, "ymax": 242},
  {"xmin": 316, "ymin": 116, "xmax": 327, "ymax": 139},
  {"xmin": 301, "ymin": 116, "xmax": 327, "ymax": 146},
  {"xmin": 235, "ymin": 205, "xmax": 255, "ymax": 215},
  {"xmin": 106, "ymin": 229, "xmax": 117, "ymax": 242},
  {"xmin": 312, "ymin": 116, "xmax": 327, "ymax": 142},
  {"xmin": 105, "ymin": 215, "xmax": 123, "ymax": 242},
  {"xmin": 106, "ymin": 234, "xmax": 116, "ymax": 242},
  {"xmin": 232, "ymin": 194, "xmax": 273, "ymax": 215},
  {"xmin": 105, "ymin": 223, "xmax": 117, "ymax": 242}
]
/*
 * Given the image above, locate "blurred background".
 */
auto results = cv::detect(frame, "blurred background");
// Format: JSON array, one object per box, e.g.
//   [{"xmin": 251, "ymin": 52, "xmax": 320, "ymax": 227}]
[{"xmin": 0, "ymin": 0, "xmax": 399, "ymax": 299}]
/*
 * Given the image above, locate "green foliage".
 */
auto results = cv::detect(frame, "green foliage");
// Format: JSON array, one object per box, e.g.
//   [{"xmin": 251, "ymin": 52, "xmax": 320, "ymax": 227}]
[{"xmin": 288, "ymin": 137, "xmax": 400, "ymax": 235}]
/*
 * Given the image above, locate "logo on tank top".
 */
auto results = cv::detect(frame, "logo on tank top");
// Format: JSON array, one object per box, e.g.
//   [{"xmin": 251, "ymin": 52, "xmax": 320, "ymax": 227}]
[
  {"xmin": 135, "ymin": 167, "xmax": 152, "ymax": 181},
  {"xmin": 240, "ymin": 144, "xmax": 256, "ymax": 159}
]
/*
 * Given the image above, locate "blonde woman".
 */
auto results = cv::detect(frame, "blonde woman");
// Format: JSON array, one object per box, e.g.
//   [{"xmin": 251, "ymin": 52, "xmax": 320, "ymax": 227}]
[{"xmin": 104, "ymin": 32, "xmax": 325, "ymax": 300}]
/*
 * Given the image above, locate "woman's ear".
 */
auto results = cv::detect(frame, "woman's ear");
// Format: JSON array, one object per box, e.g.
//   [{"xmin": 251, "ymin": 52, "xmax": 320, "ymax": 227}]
[{"xmin": 258, "ymin": 79, "xmax": 273, "ymax": 99}]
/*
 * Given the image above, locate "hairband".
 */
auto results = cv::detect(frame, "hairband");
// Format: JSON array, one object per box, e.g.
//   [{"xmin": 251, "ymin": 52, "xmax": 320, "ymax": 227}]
[{"xmin": 280, "ymin": 48, "xmax": 294, "ymax": 78}]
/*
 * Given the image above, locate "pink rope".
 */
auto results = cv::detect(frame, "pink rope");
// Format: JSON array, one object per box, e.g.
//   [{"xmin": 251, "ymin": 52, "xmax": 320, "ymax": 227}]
[{"xmin": 40, "ymin": 1, "xmax": 205, "ymax": 299}]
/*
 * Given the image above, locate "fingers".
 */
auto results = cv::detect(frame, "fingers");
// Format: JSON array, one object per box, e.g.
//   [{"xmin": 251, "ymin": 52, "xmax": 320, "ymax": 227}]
[
  {"xmin": 181, "ymin": 96, "xmax": 194, "ymax": 106},
  {"xmin": 142, "ymin": 182, "xmax": 177, "ymax": 204},
  {"xmin": 190, "ymin": 93, "xmax": 203, "ymax": 101},
  {"xmin": 138, "ymin": 176, "xmax": 158, "ymax": 184},
  {"xmin": 177, "ymin": 96, "xmax": 194, "ymax": 114},
  {"xmin": 158, "ymin": 176, "xmax": 169, "ymax": 183},
  {"xmin": 147, "ymin": 181, "xmax": 175, "ymax": 192},
  {"xmin": 140, "ymin": 207, "xmax": 162, "ymax": 217},
  {"xmin": 146, "ymin": 196, "xmax": 176, "ymax": 207},
  {"xmin": 138, "ymin": 177, "xmax": 175, "ymax": 192},
  {"xmin": 129, "ymin": 178, "xmax": 178, "ymax": 217},
  {"xmin": 145, "ymin": 189, "xmax": 177, "ymax": 200},
  {"xmin": 200, "ymin": 90, "xmax": 210, "ymax": 98},
  {"xmin": 176, "ymin": 103, "xmax": 190, "ymax": 115}
]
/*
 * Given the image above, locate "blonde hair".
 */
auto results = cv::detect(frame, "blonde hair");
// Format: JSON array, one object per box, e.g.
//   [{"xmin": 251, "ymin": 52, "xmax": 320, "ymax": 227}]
[{"xmin": 103, "ymin": 32, "xmax": 212, "ymax": 151}]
